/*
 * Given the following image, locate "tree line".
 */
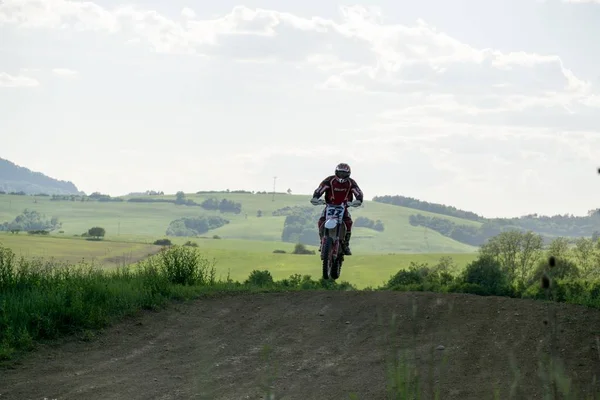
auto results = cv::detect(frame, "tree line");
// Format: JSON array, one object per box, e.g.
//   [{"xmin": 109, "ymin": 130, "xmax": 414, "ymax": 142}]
[
  {"xmin": 382, "ymin": 230, "xmax": 600, "ymax": 304},
  {"xmin": 376, "ymin": 194, "xmax": 600, "ymax": 239},
  {"xmin": 409, "ymin": 213, "xmax": 600, "ymax": 246}
]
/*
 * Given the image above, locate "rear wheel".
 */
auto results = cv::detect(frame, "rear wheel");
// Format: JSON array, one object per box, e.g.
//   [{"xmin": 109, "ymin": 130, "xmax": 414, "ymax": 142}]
[{"xmin": 321, "ymin": 236, "xmax": 333, "ymax": 279}]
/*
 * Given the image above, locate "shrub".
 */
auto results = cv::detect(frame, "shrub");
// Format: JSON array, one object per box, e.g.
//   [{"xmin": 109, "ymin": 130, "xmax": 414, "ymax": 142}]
[
  {"xmin": 153, "ymin": 238, "xmax": 173, "ymax": 246},
  {"xmin": 460, "ymin": 255, "xmax": 513, "ymax": 296},
  {"xmin": 244, "ymin": 270, "xmax": 274, "ymax": 287},
  {"xmin": 292, "ymin": 243, "xmax": 315, "ymax": 255},
  {"xmin": 273, "ymin": 249, "xmax": 286, "ymax": 254},
  {"xmin": 159, "ymin": 245, "xmax": 215, "ymax": 286},
  {"xmin": 529, "ymin": 257, "xmax": 580, "ymax": 286},
  {"xmin": 383, "ymin": 261, "xmax": 455, "ymax": 292},
  {"xmin": 183, "ymin": 241, "xmax": 198, "ymax": 247}
]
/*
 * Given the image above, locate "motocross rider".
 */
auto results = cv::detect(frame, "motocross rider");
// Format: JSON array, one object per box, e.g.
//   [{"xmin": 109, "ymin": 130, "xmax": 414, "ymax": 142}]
[{"xmin": 310, "ymin": 163, "xmax": 363, "ymax": 255}]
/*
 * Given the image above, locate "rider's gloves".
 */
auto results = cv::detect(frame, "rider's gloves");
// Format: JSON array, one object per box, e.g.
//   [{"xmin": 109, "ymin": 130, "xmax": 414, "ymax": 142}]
[
  {"xmin": 310, "ymin": 197, "xmax": 321, "ymax": 205},
  {"xmin": 350, "ymin": 200, "xmax": 362, "ymax": 207}
]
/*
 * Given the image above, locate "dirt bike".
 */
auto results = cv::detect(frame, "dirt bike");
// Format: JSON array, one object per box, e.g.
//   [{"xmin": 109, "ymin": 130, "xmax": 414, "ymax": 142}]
[{"xmin": 313, "ymin": 199, "xmax": 360, "ymax": 280}]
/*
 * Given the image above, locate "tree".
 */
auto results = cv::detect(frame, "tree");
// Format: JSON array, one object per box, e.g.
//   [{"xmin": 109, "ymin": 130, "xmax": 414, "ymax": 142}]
[
  {"xmin": 175, "ymin": 191, "xmax": 186, "ymax": 204},
  {"xmin": 88, "ymin": 226, "xmax": 106, "ymax": 239},
  {"xmin": 480, "ymin": 230, "xmax": 543, "ymax": 287},
  {"xmin": 256, "ymin": 210, "xmax": 263, "ymax": 217},
  {"xmin": 547, "ymin": 237, "xmax": 570, "ymax": 259},
  {"xmin": 574, "ymin": 237, "xmax": 595, "ymax": 276}
]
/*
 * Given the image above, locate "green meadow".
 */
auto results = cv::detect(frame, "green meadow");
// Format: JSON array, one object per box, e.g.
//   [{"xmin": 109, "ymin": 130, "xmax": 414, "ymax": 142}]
[
  {"xmin": 0, "ymin": 192, "xmax": 479, "ymax": 254},
  {"xmin": 0, "ymin": 232, "xmax": 477, "ymax": 289}
]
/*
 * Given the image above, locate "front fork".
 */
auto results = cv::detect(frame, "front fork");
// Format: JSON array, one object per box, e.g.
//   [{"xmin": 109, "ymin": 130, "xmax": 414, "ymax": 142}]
[{"xmin": 320, "ymin": 222, "xmax": 341, "ymax": 259}]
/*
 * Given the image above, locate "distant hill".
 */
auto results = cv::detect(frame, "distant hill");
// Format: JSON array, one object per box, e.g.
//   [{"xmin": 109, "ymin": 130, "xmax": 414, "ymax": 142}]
[
  {"xmin": 0, "ymin": 157, "xmax": 81, "ymax": 195},
  {"xmin": 373, "ymin": 195, "xmax": 600, "ymax": 245}
]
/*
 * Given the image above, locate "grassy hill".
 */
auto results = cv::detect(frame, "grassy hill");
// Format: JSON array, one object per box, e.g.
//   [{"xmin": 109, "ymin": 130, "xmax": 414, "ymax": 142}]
[{"xmin": 0, "ymin": 192, "xmax": 479, "ymax": 254}]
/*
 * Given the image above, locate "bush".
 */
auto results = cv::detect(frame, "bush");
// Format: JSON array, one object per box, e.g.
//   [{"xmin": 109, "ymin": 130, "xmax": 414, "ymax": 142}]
[
  {"xmin": 386, "ymin": 266, "xmax": 426, "ymax": 287},
  {"xmin": 183, "ymin": 241, "xmax": 198, "ymax": 247},
  {"xmin": 460, "ymin": 255, "xmax": 513, "ymax": 296},
  {"xmin": 273, "ymin": 249, "xmax": 286, "ymax": 254},
  {"xmin": 529, "ymin": 256, "xmax": 580, "ymax": 286},
  {"xmin": 159, "ymin": 245, "xmax": 216, "ymax": 286},
  {"xmin": 383, "ymin": 261, "xmax": 455, "ymax": 292},
  {"xmin": 244, "ymin": 270, "xmax": 274, "ymax": 287},
  {"xmin": 292, "ymin": 243, "xmax": 315, "ymax": 255},
  {"xmin": 153, "ymin": 239, "xmax": 173, "ymax": 246}
]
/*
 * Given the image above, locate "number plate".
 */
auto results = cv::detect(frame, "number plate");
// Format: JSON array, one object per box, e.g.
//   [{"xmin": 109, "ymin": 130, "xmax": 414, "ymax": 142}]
[{"xmin": 326, "ymin": 205, "xmax": 344, "ymax": 218}]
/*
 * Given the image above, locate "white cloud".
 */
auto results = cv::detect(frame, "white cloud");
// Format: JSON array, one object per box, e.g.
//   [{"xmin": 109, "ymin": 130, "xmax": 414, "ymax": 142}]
[
  {"xmin": 181, "ymin": 7, "xmax": 196, "ymax": 19},
  {"xmin": 52, "ymin": 68, "xmax": 79, "ymax": 77},
  {"xmin": 0, "ymin": 72, "xmax": 39, "ymax": 88},
  {"xmin": 0, "ymin": 1, "xmax": 593, "ymax": 101},
  {"xmin": 2, "ymin": 1, "xmax": 600, "ymax": 216}
]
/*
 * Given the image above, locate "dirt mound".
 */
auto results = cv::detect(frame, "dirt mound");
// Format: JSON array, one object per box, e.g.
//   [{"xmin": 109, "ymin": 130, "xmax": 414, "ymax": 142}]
[{"xmin": 1, "ymin": 291, "xmax": 599, "ymax": 399}]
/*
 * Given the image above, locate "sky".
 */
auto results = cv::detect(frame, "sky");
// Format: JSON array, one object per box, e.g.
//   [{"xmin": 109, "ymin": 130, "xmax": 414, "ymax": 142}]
[{"xmin": 1, "ymin": 0, "xmax": 600, "ymax": 218}]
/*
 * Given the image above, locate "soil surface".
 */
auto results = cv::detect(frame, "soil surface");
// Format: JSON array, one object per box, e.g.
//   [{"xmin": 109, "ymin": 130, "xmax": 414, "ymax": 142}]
[{"xmin": 1, "ymin": 291, "xmax": 600, "ymax": 400}]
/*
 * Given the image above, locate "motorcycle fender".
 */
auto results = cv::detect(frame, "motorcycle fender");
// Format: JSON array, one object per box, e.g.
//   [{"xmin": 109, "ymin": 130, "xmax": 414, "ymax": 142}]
[{"xmin": 324, "ymin": 218, "xmax": 337, "ymax": 230}]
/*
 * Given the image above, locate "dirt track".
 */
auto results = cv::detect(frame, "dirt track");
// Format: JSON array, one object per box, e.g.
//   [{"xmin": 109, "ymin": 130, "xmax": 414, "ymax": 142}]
[{"xmin": 1, "ymin": 291, "xmax": 600, "ymax": 400}]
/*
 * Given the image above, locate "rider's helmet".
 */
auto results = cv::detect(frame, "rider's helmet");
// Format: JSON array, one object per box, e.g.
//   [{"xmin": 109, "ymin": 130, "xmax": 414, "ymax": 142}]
[{"xmin": 335, "ymin": 163, "xmax": 351, "ymax": 182}]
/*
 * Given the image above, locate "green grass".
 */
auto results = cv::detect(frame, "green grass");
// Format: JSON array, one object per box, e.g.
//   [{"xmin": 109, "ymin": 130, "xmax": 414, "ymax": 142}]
[
  {"xmin": 0, "ymin": 233, "xmax": 477, "ymax": 289},
  {"xmin": 0, "ymin": 232, "xmax": 160, "ymax": 266},
  {"xmin": 0, "ymin": 192, "xmax": 479, "ymax": 253},
  {"xmin": 0, "ymin": 245, "xmax": 354, "ymax": 362}
]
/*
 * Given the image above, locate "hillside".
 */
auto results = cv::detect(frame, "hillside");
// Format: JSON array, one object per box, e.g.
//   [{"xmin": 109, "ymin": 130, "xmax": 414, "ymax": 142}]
[
  {"xmin": 0, "ymin": 157, "xmax": 81, "ymax": 195},
  {"xmin": 374, "ymin": 194, "xmax": 600, "ymax": 246},
  {"xmin": 0, "ymin": 191, "xmax": 479, "ymax": 254},
  {"xmin": 2, "ymin": 291, "xmax": 599, "ymax": 399}
]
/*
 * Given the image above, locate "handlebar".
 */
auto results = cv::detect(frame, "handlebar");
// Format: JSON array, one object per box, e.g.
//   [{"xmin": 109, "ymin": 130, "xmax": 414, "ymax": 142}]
[{"xmin": 313, "ymin": 199, "xmax": 360, "ymax": 207}]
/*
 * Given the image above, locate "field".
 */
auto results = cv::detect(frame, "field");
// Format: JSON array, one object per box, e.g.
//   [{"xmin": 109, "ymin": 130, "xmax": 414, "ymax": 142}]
[
  {"xmin": 0, "ymin": 233, "xmax": 161, "ymax": 266},
  {"xmin": 0, "ymin": 232, "xmax": 477, "ymax": 289},
  {"xmin": 0, "ymin": 192, "xmax": 479, "ymax": 254}
]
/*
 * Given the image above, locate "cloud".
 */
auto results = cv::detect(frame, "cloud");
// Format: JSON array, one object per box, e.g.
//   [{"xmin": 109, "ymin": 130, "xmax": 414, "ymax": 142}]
[
  {"xmin": 181, "ymin": 7, "xmax": 196, "ymax": 19},
  {"xmin": 52, "ymin": 68, "xmax": 79, "ymax": 77},
  {"xmin": 2, "ymin": 2, "xmax": 594, "ymax": 107},
  {"xmin": 2, "ymin": 1, "xmax": 600, "ymax": 215},
  {"xmin": 0, "ymin": 72, "xmax": 39, "ymax": 88}
]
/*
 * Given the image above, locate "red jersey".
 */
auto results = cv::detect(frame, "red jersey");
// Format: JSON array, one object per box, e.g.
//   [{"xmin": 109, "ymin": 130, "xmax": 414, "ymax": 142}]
[{"xmin": 313, "ymin": 176, "xmax": 364, "ymax": 205}]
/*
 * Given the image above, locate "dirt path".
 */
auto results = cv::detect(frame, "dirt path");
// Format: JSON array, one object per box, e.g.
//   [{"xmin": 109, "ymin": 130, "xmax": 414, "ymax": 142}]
[{"xmin": 1, "ymin": 291, "xmax": 600, "ymax": 400}]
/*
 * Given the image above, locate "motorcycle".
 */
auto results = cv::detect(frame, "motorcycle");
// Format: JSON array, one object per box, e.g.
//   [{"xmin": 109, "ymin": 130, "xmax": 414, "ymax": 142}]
[{"xmin": 313, "ymin": 199, "xmax": 360, "ymax": 280}]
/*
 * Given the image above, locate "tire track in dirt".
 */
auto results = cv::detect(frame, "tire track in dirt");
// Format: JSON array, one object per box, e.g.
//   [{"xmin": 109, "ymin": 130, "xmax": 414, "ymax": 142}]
[{"xmin": 1, "ymin": 291, "xmax": 599, "ymax": 400}]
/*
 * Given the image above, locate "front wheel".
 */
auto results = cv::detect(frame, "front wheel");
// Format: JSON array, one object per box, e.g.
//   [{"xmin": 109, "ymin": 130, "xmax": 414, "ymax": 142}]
[
  {"xmin": 321, "ymin": 236, "xmax": 334, "ymax": 279},
  {"xmin": 330, "ymin": 257, "xmax": 342, "ymax": 280}
]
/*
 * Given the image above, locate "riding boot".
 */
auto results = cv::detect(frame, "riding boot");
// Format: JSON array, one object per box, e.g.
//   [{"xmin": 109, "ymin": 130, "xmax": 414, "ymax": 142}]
[{"xmin": 343, "ymin": 232, "xmax": 352, "ymax": 255}]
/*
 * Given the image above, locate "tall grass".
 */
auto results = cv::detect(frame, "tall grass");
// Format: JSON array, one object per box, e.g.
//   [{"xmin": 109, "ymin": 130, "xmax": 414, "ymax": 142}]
[{"xmin": 0, "ymin": 245, "xmax": 353, "ymax": 361}]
